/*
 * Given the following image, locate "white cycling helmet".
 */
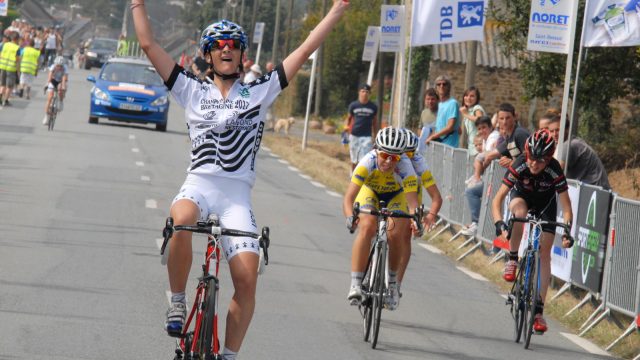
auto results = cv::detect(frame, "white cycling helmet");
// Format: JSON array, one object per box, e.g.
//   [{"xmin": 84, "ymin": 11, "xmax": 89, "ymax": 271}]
[
  {"xmin": 53, "ymin": 56, "xmax": 65, "ymax": 65},
  {"xmin": 375, "ymin": 127, "xmax": 406, "ymax": 155},
  {"xmin": 402, "ymin": 128, "xmax": 419, "ymax": 153}
]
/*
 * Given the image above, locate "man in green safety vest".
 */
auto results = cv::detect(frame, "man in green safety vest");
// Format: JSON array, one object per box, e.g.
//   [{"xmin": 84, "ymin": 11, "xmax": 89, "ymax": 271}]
[
  {"xmin": 18, "ymin": 39, "xmax": 40, "ymax": 100},
  {"xmin": 117, "ymin": 34, "xmax": 129, "ymax": 57},
  {"xmin": 0, "ymin": 32, "xmax": 21, "ymax": 106}
]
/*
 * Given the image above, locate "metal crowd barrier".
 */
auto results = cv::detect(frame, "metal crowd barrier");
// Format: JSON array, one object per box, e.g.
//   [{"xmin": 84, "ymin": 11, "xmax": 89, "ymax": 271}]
[{"xmin": 421, "ymin": 141, "xmax": 639, "ymax": 355}]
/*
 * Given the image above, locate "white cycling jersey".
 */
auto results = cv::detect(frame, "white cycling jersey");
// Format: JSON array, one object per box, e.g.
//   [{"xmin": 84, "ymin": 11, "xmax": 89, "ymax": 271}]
[{"xmin": 166, "ymin": 64, "xmax": 288, "ymax": 186}]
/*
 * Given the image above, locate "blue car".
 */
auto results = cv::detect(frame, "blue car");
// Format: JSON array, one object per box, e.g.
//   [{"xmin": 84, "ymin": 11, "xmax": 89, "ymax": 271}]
[{"xmin": 87, "ymin": 57, "xmax": 170, "ymax": 131}]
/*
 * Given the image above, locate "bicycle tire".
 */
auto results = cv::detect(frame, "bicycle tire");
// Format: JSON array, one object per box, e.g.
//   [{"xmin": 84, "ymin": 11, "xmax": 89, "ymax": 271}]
[
  {"xmin": 370, "ymin": 244, "xmax": 386, "ymax": 349},
  {"xmin": 48, "ymin": 111, "xmax": 56, "ymax": 131},
  {"xmin": 512, "ymin": 259, "xmax": 526, "ymax": 343},
  {"xmin": 524, "ymin": 252, "xmax": 539, "ymax": 349},
  {"xmin": 201, "ymin": 277, "xmax": 219, "ymax": 358},
  {"xmin": 361, "ymin": 255, "xmax": 374, "ymax": 342},
  {"xmin": 48, "ymin": 96, "xmax": 57, "ymax": 131}
]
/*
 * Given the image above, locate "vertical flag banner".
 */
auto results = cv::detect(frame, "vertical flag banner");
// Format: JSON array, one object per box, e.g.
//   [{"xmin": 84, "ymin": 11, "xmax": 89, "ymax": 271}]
[
  {"xmin": 362, "ymin": 26, "xmax": 380, "ymax": 62},
  {"xmin": 410, "ymin": 0, "xmax": 486, "ymax": 46},
  {"xmin": 527, "ymin": 0, "xmax": 577, "ymax": 54},
  {"xmin": 380, "ymin": 5, "xmax": 406, "ymax": 52},
  {"xmin": 253, "ymin": 22, "xmax": 265, "ymax": 44},
  {"xmin": 583, "ymin": 0, "xmax": 640, "ymax": 47},
  {"xmin": 0, "ymin": 0, "xmax": 8, "ymax": 17}
]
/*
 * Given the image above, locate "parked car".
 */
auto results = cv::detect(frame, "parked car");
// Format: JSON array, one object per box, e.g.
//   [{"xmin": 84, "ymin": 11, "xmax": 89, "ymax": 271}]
[
  {"xmin": 87, "ymin": 57, "xmax": 170, "ymax": 131},
  {"xmin": 84, "ymin": 37, "xmax": 118, "ymax": 69}
]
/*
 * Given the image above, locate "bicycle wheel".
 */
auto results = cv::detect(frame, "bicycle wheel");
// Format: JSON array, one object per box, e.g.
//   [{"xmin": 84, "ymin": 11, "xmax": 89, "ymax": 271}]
[
  {"xmin": 361, "ymin": 253, "xmax": 375, "ymax": 342},
  {"xmin": 524, "ymin": 252, "xmax": 539, "ymax": 349},
  {"xmin": 200, "ymin": 277, "xmax": 219, "ymax": 359},
  {"xmin": 48, "ymin": 98, "xmax": 56, "ymax": 131},
  {"xmin": 48, "ymin": 111, "xmax": 56, "ymax": 131},
  {"xmin": 511, "ymin": 258, "xmax": 526, "ymax": 343},
  {"xmin": 370, "ymin": 244, "xmax": 386, "ymax": 349}
]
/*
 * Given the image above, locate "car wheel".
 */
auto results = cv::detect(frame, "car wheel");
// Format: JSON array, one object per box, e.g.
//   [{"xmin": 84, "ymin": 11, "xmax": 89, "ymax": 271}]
[
  {"xmin": 156, "ymin": 122, "xmax": 167, "ymax": 132},
  {"xmin": 89, "ymin": 116, "xmax": 98, "ymax": 124}
]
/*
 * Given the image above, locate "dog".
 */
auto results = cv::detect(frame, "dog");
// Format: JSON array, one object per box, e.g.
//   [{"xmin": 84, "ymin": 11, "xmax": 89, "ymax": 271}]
[{"xmin": 274, "ymin": 117, "xmax": 295, "ymax": 135}]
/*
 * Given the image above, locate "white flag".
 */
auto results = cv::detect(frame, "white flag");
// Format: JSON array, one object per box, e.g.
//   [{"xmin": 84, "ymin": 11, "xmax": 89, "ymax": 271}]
[
  {"xmin": 583, "ymin": 0, "xmax": 640, "ymax": 47},
  {"xmin": 0, "ymin": 0, "xmax": 8, "ymax": 17},
  {"xmin": 410, "ymin": 0, "xmax": 486, "ymax": 46}
]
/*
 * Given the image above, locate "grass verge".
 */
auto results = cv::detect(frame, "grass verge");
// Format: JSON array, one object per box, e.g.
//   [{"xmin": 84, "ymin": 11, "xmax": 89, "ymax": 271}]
[{"xmin": 262, "ymin": 131, "xmax": 639, "ymax": 360}]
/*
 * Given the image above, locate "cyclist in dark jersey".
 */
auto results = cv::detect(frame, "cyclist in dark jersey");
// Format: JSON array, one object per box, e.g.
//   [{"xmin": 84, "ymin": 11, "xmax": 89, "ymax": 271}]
[{"xmin": 492, "ymin": 129, "xmax": 574, "ymax": 334}]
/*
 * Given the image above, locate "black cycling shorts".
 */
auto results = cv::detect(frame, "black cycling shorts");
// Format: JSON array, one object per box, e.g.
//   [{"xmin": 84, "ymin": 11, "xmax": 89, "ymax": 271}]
[{"xmin": 509, "ymin": 189, "xmax": 557, "ymax": 234}]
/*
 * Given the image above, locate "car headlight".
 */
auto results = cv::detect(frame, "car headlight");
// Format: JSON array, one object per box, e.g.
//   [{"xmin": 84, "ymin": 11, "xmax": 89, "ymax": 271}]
[
  {"xmin": 93, "ymin": 87, "xmax": 109, "ymax": 101},
  {"xmin": 151, "ymin": 95, "xmax": 168, "ymax": 106},
  {"xmin": 86, "ymin": 51, "xmax": 97, "ymax": 57}
]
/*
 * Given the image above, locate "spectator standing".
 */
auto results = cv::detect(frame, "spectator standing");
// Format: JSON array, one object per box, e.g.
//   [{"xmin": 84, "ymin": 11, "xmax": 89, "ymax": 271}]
[
  {"xmin": 243, "ymin": 63, "xmax": 261, "ymax": 83},
  {"xmin": 344, "ymin": 84, "xmax": 378, "ymax": 170},
  {"xmin": 459, "ymin": 86, "xmax": 485, "ymax": 155},
  {"xmin": 0, "ymin": 32, "xmax": 21, "ymax": 106},
  {"xmin": 417, "ymin": 87, "xmax": 438, "ymax": 154},
  {"xmin": 426, "ymin": 75, "xmax": 459, "ymax": 148},
  {"xmin": 481, "ymin": 103, "xmax": 530, "ymax": 170},
  {"xmin": 190, "ymin": 50, "xmax": 209, "ymax": 80},
  {"xmin": 18, "ymin": 38, "xmax": 39, "ymax": 100},
  {"xmin": 43, "ymin": 28, "xmax": 58, "ymax": 67},
  {"xmin": 117, "ymin": 34, "xmax": 129, "ymax": 56}
]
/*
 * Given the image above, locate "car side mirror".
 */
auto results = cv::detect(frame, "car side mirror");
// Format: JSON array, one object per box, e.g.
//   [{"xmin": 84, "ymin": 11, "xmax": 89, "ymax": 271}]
[{"xmin": 87, "ymin": 75, "xmax": 96, "ymax": 83}]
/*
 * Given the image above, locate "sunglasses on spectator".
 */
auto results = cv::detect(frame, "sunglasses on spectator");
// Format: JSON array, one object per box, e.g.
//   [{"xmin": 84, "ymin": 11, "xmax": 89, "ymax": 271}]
[
  {"xmin": 378, "ymin": 151, "xmax": 401, "ymax": 162},
  {"xmin": 212, "ymin": 39, "xmax": 241, "ymax": 50},
  {"xmin": 436, "ymin": 82, "xmax": 448, "ymax": 87}
]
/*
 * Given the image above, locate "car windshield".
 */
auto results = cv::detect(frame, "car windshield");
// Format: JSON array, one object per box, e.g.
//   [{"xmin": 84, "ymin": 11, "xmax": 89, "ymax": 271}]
[
  {"xmin": 91, "ymin": 39, "xmax": 118, "ymax": 51},
  {"xmin": 100, "ymin": 63, "xmax": 164, "ymax": 86}
]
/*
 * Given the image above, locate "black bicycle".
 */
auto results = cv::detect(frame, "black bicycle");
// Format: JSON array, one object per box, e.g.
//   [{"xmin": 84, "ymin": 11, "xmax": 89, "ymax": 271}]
[
  {"xmin": 47, "ymin": 87, "xmax": 59, "ymax": 131},
  {"xmin": 506, "ymin": 215, "xmax": 572, "ymax": 349},
  {"xmin": 160, "ymin": 215, "xmax": 270, "ymax": 360},
  {"xmin": 350, "ymin": 201, "xmax": 422, "ymax": 349}
]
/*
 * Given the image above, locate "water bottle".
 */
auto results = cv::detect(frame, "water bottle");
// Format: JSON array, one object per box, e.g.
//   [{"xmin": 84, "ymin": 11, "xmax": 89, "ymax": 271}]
[{"xmin": 341, "ymin": 130, "xmax": 349, "ymax": 147}]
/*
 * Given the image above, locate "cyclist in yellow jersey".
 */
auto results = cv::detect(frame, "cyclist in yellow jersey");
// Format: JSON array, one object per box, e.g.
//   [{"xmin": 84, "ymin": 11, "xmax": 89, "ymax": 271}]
[
  {"xmin": 343, "ymin": 127, "xmax": 423, "ymax": 310},
  {"xmin": 397, "ymin": 129, "xmax": 443, "ymax": 291}
]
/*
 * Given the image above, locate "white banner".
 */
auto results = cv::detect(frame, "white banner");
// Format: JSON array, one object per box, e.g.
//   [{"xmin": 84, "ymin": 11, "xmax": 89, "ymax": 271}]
[
  {"xmin": 410, "ymin": 0, "xmax": 486, "ymax": 46},
  {"xmin": 0, "ymin": 0, "xmax": 8, "ymax": 17},
  {"xmin": 527, "ymin": 0, "xmax": 577, "ymax": 54},
  {"xmin": 253, "ymin": 22, "xmax": 265, "ymax": 44},
  {"xmin": 362, "ymin": 26, "xmax": 380, "ymax": 62},
  {"xmin": 380, "ymin": 5, "xmax": 405, "ymax": 52},
  {"xmin": 551, "ymin": 182, "xmax": 579, "ymax": 282},
  {"xmin": 583, "ymin": 0, "xmax": 640, "ymax": 47}
]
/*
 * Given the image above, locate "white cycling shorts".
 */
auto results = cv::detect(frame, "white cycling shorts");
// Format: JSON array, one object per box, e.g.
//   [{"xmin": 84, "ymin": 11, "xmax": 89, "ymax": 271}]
[{"xmin": 172, "ymin": 174, "xmax": 259, "ymax": 260}]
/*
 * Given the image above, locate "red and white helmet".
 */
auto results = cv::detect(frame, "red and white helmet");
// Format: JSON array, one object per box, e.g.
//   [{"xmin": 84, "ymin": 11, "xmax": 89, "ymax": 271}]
[{"xmin": 525, "ymin": 129, "xmax": 556, "ymax": 160}]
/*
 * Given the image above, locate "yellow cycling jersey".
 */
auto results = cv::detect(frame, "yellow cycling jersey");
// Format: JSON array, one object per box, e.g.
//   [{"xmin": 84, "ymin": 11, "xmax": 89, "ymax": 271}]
[
  {"xmin": 404, "ymin": 152, "xmax": 436, "ymax": 189},
  {"xmin": 351, "ymin": 150, "xmax": 418, "ymax": 194}
]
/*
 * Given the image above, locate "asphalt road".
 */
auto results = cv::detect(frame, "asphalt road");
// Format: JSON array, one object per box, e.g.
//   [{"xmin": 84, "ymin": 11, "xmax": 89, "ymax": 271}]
[{"xmin": 0, "ymin": 67, "xmax": 616, "ymax": 359}]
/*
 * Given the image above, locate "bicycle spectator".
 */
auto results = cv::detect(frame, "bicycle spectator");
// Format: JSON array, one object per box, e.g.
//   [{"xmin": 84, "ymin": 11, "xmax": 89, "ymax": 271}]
[
  {"xmin": 461, "ymin": 115, "xmax": 501, "ymax": 235},
  {"xmin": 132, "ymin": 1, "xmax": 349, "ymax": 358},
  {"xmin": 18, "ymin": 38, "xmax": 40, "ymax": 100},
  {"xmin": 492, "ymin": 129, "xmax": 574, "ymax": 334},
  {"xmin": 42, "ymin": 56, "xmax": 68, "ymax": 126},
  {"xmin": 243, "ymin": 63, "xmax": 261, "ymax": 83},
  {"xmin": 397, "ymin": 129, "xmax": 442, "ymax": 295},
  {"xmin": 0, "ymin": 31, "xmax": 21, "ymax": 107},
  {"xmin": 343, "ymin": 127, "xmax": 422, "ymax": 311},
  {"xmin": 481, "ymin": 103, "xmax": 530, "ymax": 170},
  {"xmin": 426, "ymin": 75, "xmax": 459, "ymax": 148},
  {"xmin": 344, "ymin": 83, "xmax": 378, "ymax": 170},
  {"xmin": 459, "ymin": 86, "xmax": 485, "ymax": 155},
  {"xmin": 545, "ymin": 115, "xmax": 611, "ymax": 190},
  {"xmin": 417, "ymin": 87, "xmax": 438, "ymax": 154}
]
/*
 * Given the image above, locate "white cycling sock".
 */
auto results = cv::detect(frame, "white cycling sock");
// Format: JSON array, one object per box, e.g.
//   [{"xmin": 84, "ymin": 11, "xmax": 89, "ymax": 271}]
[
  {"xmin": 171, "ymin": 292, "xmax": 186, "ymax": 304},
  {"xmin": 350, "ymin": 272, "xmax": 364, "ymax": 288},
  {"xmin": 389, "ymin": 271, "xmax": 397, "ymax": 285},
  {"xmin": 222, "ymin": 347, "xmax": 237, "ymax": 360}
]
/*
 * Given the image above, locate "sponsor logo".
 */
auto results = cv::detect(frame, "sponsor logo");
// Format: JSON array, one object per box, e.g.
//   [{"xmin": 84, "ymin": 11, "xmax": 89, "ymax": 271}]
[
  {"xmin": 239, "ymin": 87, "xmax": 250, "ymax": 98},
  {"xmin": 203, "ymin": 111, "xmax": 216, "ymax": 120},
  {"xmin": 126, "ymin": 96, "xmax": 135, "ymax": 102},
  {"xmin": 458, "ymin": 2, "xmax": 484, "ymax": 27},
  {"xmin": 577, "ymin": 192, "xmax": 598, "ymax": 284}
]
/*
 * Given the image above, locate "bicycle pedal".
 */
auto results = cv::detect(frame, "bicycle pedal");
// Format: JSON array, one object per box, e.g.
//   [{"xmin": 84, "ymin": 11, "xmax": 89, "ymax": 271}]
[{"xmin": 166, "ymin": 324, "xmax": 185, "ymax": 338}]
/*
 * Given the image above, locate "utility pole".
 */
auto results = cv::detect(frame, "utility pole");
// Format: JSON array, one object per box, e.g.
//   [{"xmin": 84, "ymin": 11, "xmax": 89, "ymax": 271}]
[
  {"xmin": 250, "ymin": 0, "xmax": 259, "ymax": 54},
  {"xmin": 240, "ymin": 0, "xmax": 245, "ymax": 25},
  {"xmin": 283, "ymin": 0, "xmax": 294, "ymax": 55},
  {"xmin": 377, "ymin": 0, "xmax": 387, "ymax": 128},
  {"xmin": 270, "ymin": 0, "xmax": 282, "ymax": 65},
  {"xmin": 313, "ymin": 0, "xmax": 327, "ymax": 118}
]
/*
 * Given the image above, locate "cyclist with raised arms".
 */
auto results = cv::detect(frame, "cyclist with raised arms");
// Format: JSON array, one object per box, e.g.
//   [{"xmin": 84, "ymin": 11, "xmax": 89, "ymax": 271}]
[
  {"xmin": 492, "ymin": 129, "xmax": 574, "ymax": 334},
  {"xmin": 396, "ymin": 128, "xmax": 442, "ymax": 292},
  {"xmin": 343, "ymin": 127, "xmax": 422, "ymax": 311},
  {"xmin": 131, "ymin": 1, "xmax": 349, "ymax": 358}
]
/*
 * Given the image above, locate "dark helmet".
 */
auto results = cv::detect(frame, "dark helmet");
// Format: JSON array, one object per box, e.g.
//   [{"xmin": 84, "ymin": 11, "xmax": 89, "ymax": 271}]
[{"xmin": 525, "ymin": 129, "xmax": 556, "ymax": 160}]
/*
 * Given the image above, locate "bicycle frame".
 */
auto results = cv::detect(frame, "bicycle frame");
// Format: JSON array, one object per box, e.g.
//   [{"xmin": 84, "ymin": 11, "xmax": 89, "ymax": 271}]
[{"xmin": 364, "ymin": 216, "xmax": 390, "ymax": 304}]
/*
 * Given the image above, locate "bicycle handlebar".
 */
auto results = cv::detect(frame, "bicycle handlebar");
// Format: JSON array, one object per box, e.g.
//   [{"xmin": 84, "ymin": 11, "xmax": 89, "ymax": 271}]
[
  {"xmin": 508, "ymin": 217, "xmax": 574, "ymax": 247},
  {"xmin": 160, "ymin": 217, "xmax": 271, "ymax": 265},
  {"xmin": 350, "ymin": 202, "xmax": 424, "ymax": 236}
]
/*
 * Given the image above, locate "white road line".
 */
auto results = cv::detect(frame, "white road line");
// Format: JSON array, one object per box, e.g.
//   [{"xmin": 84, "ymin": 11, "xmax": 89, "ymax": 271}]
[
  {"xmin": 500, "ymin": 294, "xmax": 508, "ymax": 300},
  {"xmin": 141, "ymin": 175, "xmax": 151, "ymax": 182},
  {"xmin": 129, "ymin": 134, "xmax": 136, "ymax": 140},
  {"xmin": 136, "ymin": 161, "xmax": 145, "ymax": 167},
  {"xmin": 326, "ymin": 191, "xmax": 341, "ymax": 198},
  {"xmin": 560, "ymin": 332, "xmax": 611, "ymax": 357},
  {"xmin": 287, "ymin": 166, "xmax": 300, "ymax": 172},
  {"xmin": 155, "ymin": 238, "xmax": 164, "ymax": 250},
  {"xmin": 310, "ymin": 181, "xmax": 326, "ymax": 188},
  {"xmin": 262, "ymin": 146, "xmax": 271, "ymax": 152},
  {"xmin": 146, "ymin": 199, "xmax": 158, "ymax": 209},
  {"xmin": 299, "ymin": 174, "xmax": 312, "ymax": 180},
  {"xmin": 166, "ymin": 290, "xmax": 172, "ymax": 304},
  {"xmin": 277, "ymin": 159, "xmax": 289, "ymax": 165},
  {"xmin": 418, "ymin": 243, "xmax": 443, "ymax": 254},
  {"xmin": 270, "ymin": 153, "xmax": 280, "ymax": 158},
  {"xmin": 456, "ymin": 266, "xmax": 488, "ymax": 282},
  {"xmin": 132, "ymin": 148, "xmax": 140, "ymax": 153}
]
